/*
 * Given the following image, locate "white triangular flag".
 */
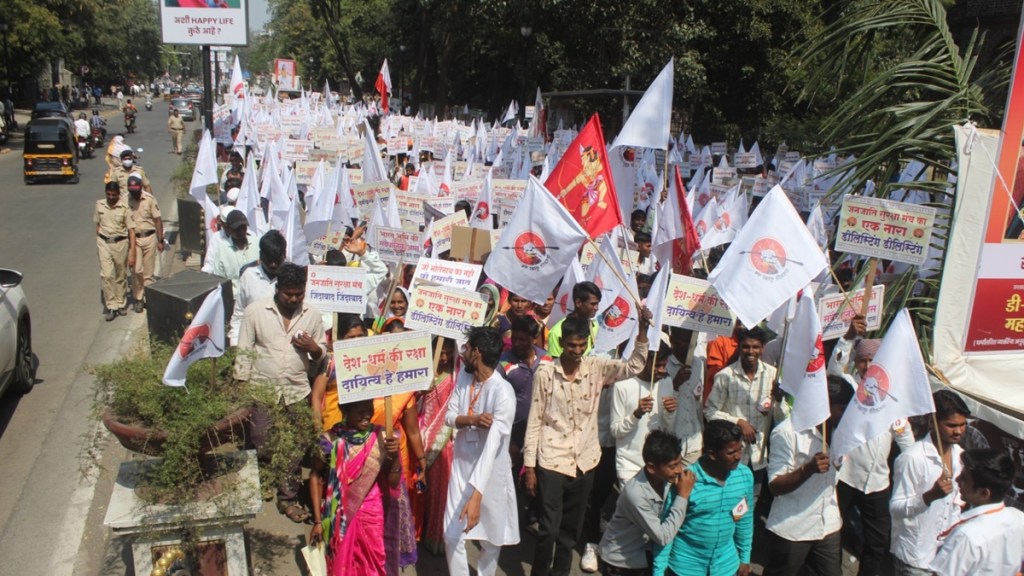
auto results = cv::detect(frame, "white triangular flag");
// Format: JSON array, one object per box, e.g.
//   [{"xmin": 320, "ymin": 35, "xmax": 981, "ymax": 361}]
[
  {"xmin": 471, "ymin": 169, "xmax": 495, "ymax": 229},
  {"xmin": 190, "ymin": 130, "xmax": 222, "ymax": 250},
  {"xmin": 547, "ymin": 256, "xmax": 584, "ymax": 328},
  {"xmin": 611, "ymin": 58, "xmax": 674, "ymax": 150},
  {"xmin": 163, "ymin": 286, "xmax": 225, "ymax": 387},
  {"xmin": 831, "ymin": 309, "xmax": 935, "ymax": 460},
  {"xmin": 708, "ymin": 185, "xmax": 828, "ymax": 327},
  {"xmin": 779, "ymin": 285, "xmax": 830, "ymax": 432},
  {"xmin": 700, "ymin": 185, "xmax": 748, "ymax": 250},
  {"xmin": 484, "ymin": 176, "xmax": 588, "ymax": 304}
]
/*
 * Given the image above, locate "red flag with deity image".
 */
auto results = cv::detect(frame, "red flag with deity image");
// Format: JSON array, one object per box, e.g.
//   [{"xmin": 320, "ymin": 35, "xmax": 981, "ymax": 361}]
[{"xmin": 543, "ymin": 114, "xmax": 624, "ymax": 238}]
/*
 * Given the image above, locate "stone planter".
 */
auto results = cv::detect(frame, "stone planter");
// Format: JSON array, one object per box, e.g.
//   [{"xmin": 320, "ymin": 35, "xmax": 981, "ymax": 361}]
[{"xmin": 102, "ymin": 406, "xmax": 251, "ymax": 458}]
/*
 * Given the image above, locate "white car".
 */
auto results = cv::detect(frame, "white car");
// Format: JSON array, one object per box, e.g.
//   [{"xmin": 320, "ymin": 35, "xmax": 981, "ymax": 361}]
[{"xmin": 0, "ymin": 269, "xmax": 33, "ymax": 396}]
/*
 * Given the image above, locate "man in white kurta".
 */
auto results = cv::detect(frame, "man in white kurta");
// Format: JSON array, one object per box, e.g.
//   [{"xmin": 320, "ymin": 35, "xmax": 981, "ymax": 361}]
[
  {"xmin": 444, "ymin": 327, "xmax": 519, "ymax": 576},
  {"xmin": 610, "ymin": 343, "xmax": 676, "ymax": 484}
]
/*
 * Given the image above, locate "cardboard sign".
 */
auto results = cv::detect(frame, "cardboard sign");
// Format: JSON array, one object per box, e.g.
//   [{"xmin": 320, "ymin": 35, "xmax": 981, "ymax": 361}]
[
  {"xmin": 282, "ymin": 139, "xmax": 315, "ymax": 162},
  {"xmin": 404, "ymin": 285, "xmax": 489, "ymax": 340},
  {"xmin": 294, "ymin": 160, "xmax": 320, "ymax": 185},
  {"xmin": 333, "ymin": 331, "xmax": 434, "ymax": 403},
  {"xmin": 817, "ymin": 285, "xmax": 885, "ymax": 340},
  {"xmin": 711, "ymin": 142, "xmax": 728, "ymax": 156},
  {"xmin": 452, "ymin": 180, "xmax": 484, "ymax": 203},
  {"xmin": 308, "ymin": 230, "xmax": 345, "ymax": 262},
  {"xmin": 835, "ymin": 195, "xmax": 937, "ymax": 265},
  {"xmin": 429, "ymin": 211, "xmax": 469, "ymax": 255},
  {"xmin": 450, "ymin": 225, "xmax": 493, "ymax": 263},
  {"xmin": 306, "ymin": 265, "xmax": 367, "ymax": 314},
  {"xmin": 395, "ymin": 192, "xmax": 429, "ymax": 230},
  {"xmin": 350, "ymin": 182, "xmax": 392, "ymax": 221},
  {"xmin": 735, "ymin": 152, "xmax": 758, "ymax": 169},
  {"xmin": 661, "ymin": 275, "xmax": 736, "ymax": 336},
  {"xmin": 374, "ymin": 226, "xmax": 423, "ymax": 264},
  {"xmin": 411, "ymin": 257, "xmax": 482, "ymax": 291},
  {"xmin": 492, "ymin": 179, "xmax": 528, "ymax": 203}
]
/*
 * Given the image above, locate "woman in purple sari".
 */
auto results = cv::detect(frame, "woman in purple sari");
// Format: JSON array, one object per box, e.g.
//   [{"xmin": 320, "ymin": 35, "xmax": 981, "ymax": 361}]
[{"xmin": 310, "ymin": 398, "xmax": 409, "ymax": 575}]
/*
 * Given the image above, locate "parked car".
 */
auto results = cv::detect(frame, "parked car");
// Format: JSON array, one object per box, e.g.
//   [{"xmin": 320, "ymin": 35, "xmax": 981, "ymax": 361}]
[
  {"xmin": 0, "ymin": 269, "xmax": 33, "ymax": 397},
  {"xmin": 168, "ymin": 97, "xmax": 196, "ymax": 121},
  {"xmin": 30, "ymin": 101, "xmax": 71, "ymax": 121}
]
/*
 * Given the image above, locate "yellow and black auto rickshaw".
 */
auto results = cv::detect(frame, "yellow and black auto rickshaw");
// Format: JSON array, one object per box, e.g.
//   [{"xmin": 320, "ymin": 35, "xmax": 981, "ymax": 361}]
[{"xmin": 23, "ymin": 118, "xmax": 79, "ymax": 185}]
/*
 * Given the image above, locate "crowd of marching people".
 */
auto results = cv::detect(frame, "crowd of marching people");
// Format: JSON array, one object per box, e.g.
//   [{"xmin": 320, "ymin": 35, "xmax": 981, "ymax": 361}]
[{"xmin": 158, "ymin": 81, "xmax": 1024, "ymax": 576}]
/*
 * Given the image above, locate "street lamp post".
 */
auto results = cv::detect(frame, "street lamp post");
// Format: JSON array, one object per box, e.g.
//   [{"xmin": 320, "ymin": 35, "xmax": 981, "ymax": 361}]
[
  {"xmin": 520, "ymin": 26, "xmax": 532, "ymax": 124},
  {"xmin": 398, "ymin": 44, "xmax": 405, "ymax": 113}
]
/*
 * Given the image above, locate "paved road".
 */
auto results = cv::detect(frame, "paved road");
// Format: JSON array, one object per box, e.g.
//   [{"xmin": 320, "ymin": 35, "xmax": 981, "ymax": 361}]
[{"xmin": 0, "ymin": 102, "xmax": 193, "ymax": 575}]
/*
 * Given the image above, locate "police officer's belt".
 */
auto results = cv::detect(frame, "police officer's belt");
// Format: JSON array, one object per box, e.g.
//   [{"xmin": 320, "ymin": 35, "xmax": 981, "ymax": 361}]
[{"xmin": 98, "ymin": 234, "xmax": 127, "ymax": 243}]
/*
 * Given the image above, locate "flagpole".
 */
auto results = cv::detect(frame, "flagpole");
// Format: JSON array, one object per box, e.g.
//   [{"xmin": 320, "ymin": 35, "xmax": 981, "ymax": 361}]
[
  {"xmin": 760, "ymin": 316, "xmax": 792, "ymax": 464},
  {"xmin": 926, "ymin": 364, "xmax": 953, "ymax": 475},
  {"xmin": 374, "ymin": 254, "xmax": 406, "ymax": 333},
  {"xmin": 860, "ymin": 258, "xmax": 878, "ymax": 317},
  {"xmin": 586, "ymin": 237, "xmax": 643, "ymax": 309}
]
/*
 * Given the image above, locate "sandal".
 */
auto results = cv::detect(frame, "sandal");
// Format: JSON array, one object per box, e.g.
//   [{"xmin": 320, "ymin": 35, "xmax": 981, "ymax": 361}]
[{"xmin": 277, "ymin": 500, "xmax": 311, "ymax": 524}]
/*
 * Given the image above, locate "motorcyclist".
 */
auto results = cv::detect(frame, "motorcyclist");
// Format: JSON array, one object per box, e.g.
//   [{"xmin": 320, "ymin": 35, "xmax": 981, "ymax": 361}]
[
  {"xmin": 90, "ymin": 109, "xmax": 107, "ymax": 140},
  {"xmin": 74, "ymin": 113, "xmax": 90, "ymax": 140},
  {"xmin": 124, "ymin": 99, "xmax": 138, "ymax": 130}
]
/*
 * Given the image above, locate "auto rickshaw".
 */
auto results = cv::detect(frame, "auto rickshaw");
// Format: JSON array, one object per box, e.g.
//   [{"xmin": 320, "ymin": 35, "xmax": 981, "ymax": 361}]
[{"xmin": 23, "ymin": 117, "xmax": 80, "ymax": 185}]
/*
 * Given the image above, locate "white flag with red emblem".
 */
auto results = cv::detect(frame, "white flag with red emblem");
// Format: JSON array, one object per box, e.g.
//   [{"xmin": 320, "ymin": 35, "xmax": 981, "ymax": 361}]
[
  {"xmin": 708, "ymin": 185, "xmax": 828, "ymax": 327},
  {"xmin": 588, "ymin": 232, "xmax": 639, "ymax": 353},
  {"xmin": 830, "ymin": 309, "xmax": 935, "ymax": 460},
  {"xmin": 780, "ymin": 285, "xmax": 830, "ymax": 432},
  {"xmin": 484, "ymin": 176, "xmax": 588, "ymax": 304},
  {"xmin": 700, "ymin": 185, "xmax": 748, "ymax": 251},
  {"xmin": 230, "ymin": 56, "xmax": 245, "ymax": 101},
  {"xmin": 471, "ymin": 168, "xmax": 495, "ymax": 230},
  {"xmin": 375, "ymin": 59, "xmax": 392, "ymax": 113},
  {"xmin": 163, "ymin": 286, "xmax": 225, "ymax": 387}
]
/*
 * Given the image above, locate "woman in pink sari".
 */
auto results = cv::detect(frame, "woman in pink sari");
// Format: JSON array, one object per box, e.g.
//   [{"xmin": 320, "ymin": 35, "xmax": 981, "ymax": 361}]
[
  {"xmin": 415, "ymin": 337, "xmax": 456, "ymax": 555},
  {"xmin": 309, "ymin": 398, "xmax": 407, "ymax": 576}
]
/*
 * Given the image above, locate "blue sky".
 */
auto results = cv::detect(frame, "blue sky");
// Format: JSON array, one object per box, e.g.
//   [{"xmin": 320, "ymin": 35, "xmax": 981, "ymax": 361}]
[{"xmin": 249, "ymin": 0, "xmax": 269, "ymax": 31}]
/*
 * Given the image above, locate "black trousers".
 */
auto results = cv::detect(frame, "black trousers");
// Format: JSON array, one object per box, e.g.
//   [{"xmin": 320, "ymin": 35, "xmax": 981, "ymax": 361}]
[
  {"xmin": 585, "ymin": 445, "xmax": 618, "ymax": 543},
  {"xmin": 532, "ymin": 466, "xmax": 595, "ymax": 576},
  {"xmin": 763, "ymin": 529, "xmax": 842, "ymax": 576},
  {"xmin": 837, "ymin": 481, "xmax": 893, "ymax": 576}
]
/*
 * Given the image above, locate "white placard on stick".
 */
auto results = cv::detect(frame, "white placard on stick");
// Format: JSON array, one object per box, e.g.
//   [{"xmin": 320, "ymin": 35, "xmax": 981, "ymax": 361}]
[
  {"xmin": 306, "ymin": 265, "xmax": 367, "ymax": 314},
  {"xmin": 411, "ymin": 258, "xmax": 482, "ymax": 291}
]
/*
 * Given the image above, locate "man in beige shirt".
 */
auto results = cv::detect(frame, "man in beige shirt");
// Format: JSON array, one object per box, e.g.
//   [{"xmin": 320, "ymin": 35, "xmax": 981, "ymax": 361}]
[
  {"xmin": 167, "ymin": 109, "xmax": 186, "ymax": 154},
  {"xmin": 95, "ymin": 181, "xmax": 136, "ymax": 321},
  {"xmin": 522, "ymin": 309, "xmax": 652, "ymax": 576},
  {"xmin": 126, "ymin": 175, "xmax": 163, "ymax": 313},
  {"xmin": 234, "ymin": 262, "xmax": 326, "ymax": 522}
]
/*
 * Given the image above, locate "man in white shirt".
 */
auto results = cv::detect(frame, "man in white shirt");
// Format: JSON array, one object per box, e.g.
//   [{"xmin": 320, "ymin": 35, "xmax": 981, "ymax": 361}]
[
  {"xmin": 610, "ymin": 340, "xmax": 677, "ymax": 485},
  {"xmin": 705, "ymin": 326, "xmax": 777, "ymax": 472},
  {"xmin": 74, "ymin": 112, "xmax": 90, "ymax": 140},
  {"xmin": 889, "ymin": 390, "xmax": 969, "ymax": 575},
  {"xmin": 667, "ymin": 327, "xmax": 705, "ymax": 466},
  {"xmin": 444, "ymin": 326, "xmax": 519, "ymax": 576},
  {"xmin": 231, "ymin": 230, "xmax": 286, "ymax": 345},
  {"xmin": 763, "ymin": 376, "xmax": 852, "ymax": 576},
  {"xmin": 831, "ymin": 331, "xmax": 915, "ymax": 576},
  {"xmin": 930, "ymin": 449, "xmax": 1024, "ymax": 576},
  {"xmin": 212, "ymin": 210, "xmax": 259, "ymax": 308}
]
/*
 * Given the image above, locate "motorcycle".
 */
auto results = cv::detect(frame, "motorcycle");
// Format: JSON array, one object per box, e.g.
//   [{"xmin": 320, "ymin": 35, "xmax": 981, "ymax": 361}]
[
  {"xmin": 125, "ymin": 112, "xmax": 136, "ymax": 134},
  {"xmin": 145, "ymin": 97, "xmax": 153, "ymax": 111},
  {"xmin": 76, "ymin": 135, "xmax": 93, "ymax": 159},
  {"xmin": 90, "ymin": 127, "xmax": 104, "ymax": 150}
]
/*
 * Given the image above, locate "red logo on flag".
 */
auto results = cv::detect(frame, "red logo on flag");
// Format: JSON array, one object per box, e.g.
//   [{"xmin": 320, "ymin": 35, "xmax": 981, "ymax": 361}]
[
  {"xmin": 807, "ymin": 335, "xmax": 825, "ymax": 372},
  {"xmin": 714, "ymin": 212, "xmax": 731, "ymax": 231},
  {"xmin": 603, "ymin": 296, "xmax": 631, "ymax": 328},
  {"xmin": 178, "ymin": 324, "xmax": 211, "ymax": 358},
  {"xmin": 749, "ymin": 237, "xmax": 788, "ymax": 276},
  {"xmin": 474, "ymin": 202, "xmax": 490, "ymax": 221},
  {"xmin": 696, "ymin": 220, "xmax": 708, "ymax": 237},
  {"xmin": 558, "ymin": 292, "xmax": 571, "ymax": 314},
  {"xmin": 514, "ymin": 232, "xmax": 548, "ymax": 266},
  {"xmin": 857, "ymin": 364, "xmax": 891, "ymax": 407}
]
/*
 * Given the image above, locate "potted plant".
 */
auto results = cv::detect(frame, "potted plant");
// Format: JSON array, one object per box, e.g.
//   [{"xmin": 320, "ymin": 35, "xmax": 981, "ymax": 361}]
[{"xmin": 92, "ymin": 341, "xmax": 316, "ymax": 504}]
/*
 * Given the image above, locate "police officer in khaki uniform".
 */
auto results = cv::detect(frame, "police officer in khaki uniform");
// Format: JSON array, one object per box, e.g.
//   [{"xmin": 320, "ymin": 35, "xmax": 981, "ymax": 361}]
[
  {"xmin": 167, "ymin": 109, "xmax": 186, "ymax": 154},
  {"xmin": 126, "ymin": 175, "xmax": 164, "ymax": 313},
  {"xmin": 109, "ymin": 149, "xmax": 152, "ymax": 197},
  {"xmin": 95, "ymin": 181, "xmax": 137, "ymax": 321}
]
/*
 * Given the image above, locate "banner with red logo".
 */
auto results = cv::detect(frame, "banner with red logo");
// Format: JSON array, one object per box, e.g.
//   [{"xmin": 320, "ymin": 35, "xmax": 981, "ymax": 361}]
[
  {"xmin": 485, "ymin": 176, "xmax": 589, "ymax": 304},
  {"xmin": 780, "ymin": 286, "xmax": 830, "ymax": 432},
  {"xmin": 543, "ymin": 114, "xmax": 624, "ymax": 239}
]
